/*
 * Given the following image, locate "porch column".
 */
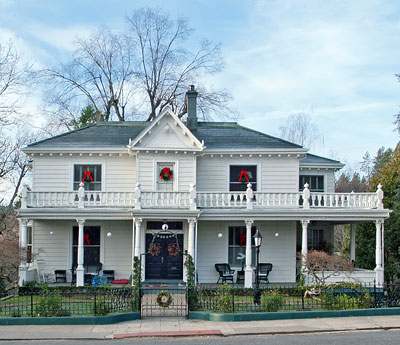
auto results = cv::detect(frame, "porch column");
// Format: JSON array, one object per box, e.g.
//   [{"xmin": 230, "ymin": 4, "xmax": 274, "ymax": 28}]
[
  {"xmin": 18, "ymin": 219, "xmax": 28, "ymax": 286},
  {"xmin": 244, "ymin": 219, "xmax": 254, "ymax": 288},
  {"xmin": 76, "ymin": 218, "xmax": 85, "ymax": 287},
  {"xmin": 188, "ymin": 218, "xmax": 196, "ymax": 258},
  {"xmin": 134, "ymin": 218, "xmax": 142, "ymax": 258},
  {"xmin": 350, "ymin": 224, "xmax": 356, "ymax": 263},
  {"xmin": 375, "ymin": 219, "xmax": 384, "ymax": 286},
  {"xmin": 301, "ymin": 220, "xmax": 309, "ymax": 269}
]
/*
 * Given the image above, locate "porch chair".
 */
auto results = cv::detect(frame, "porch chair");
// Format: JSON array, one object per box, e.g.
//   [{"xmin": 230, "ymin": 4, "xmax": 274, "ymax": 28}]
[
  {"xmin": 70, "ymin": 265, "xmax": 77, "ymax": 286},
  {"xmin": 215, "ymin": 263, "xmax": 235, "ymax": 284},
  {"xmin": 256, "ymin": 263, "xmax": 273, "ymax": 285},
  {"xmin": 36, "ymin": 260, "xmax": 52, "ymax": 283},
  {"xmin": 102, "ymin": 270, "xmax": 115, "ymax": 284},
  {"xmin": 54, "ymin": 270, "xmax": 67, "ymax": 283}
]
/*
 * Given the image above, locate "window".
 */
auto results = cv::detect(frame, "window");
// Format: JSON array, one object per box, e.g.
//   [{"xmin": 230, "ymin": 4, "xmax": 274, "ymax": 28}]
[
  {"xmin": 27, "ymin": 226, "xmax": 32, "ymax": 264},
  {"xmin": 228, "ymin": 226, "xmax": 256, "ymax": 267},
  {"xmin": 73, "ymin": 165, "xmax": 101, "ymax": 191},
  {"xmin": 157, "ymin": 162, "xmax": 174, "ymax": 191},
  {"xmin": 308, "ymin": 229, "xmax": 324, "ymax": 250},
  {"xmin": 230, "ymin": 165, "xmax": 257, "ymax": 191},
  {"xmin": 72, "ymin": 226, "xmax": 100, "ymax": 267},
  {"xmin": 299, "ymin": 175, "xmax": 324, "ymax": 192}
]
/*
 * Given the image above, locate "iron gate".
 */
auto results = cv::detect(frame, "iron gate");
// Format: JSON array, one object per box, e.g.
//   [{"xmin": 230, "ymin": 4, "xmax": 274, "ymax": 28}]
[{"xmin": 139, "ymin": 286, "xmax": 188, "ymax": 318}]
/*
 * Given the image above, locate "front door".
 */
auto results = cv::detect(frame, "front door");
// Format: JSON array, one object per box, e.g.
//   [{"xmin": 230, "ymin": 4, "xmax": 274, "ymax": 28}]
[{"xmin": 145, "ymin": 234, "xmax": 183, "ymax": 280}]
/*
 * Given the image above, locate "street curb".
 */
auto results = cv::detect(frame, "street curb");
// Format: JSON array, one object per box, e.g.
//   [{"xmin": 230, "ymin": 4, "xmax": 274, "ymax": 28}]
[
  {"xmin": 0, "ymin": 312, "xmax": 140, "ymax": 325},
  {"xmin": 113, "ymin": 330, "xmax": 223, "ymax": 339},
  {"xmin": 189, "ymin": 307, "xmax": 400, "ymax": 322}
]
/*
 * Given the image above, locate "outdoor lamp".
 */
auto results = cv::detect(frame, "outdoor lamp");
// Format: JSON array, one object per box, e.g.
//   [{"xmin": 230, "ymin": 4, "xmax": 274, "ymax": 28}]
[
  {"xmin": 106, "ymin": 232, "xmax": 112, "ymax": 238},
  {"xmin": 253, "ymin": 230, "xmax": 262, "ymax": 247},
  {"xmin": 162, "ymin": 223, "xmax": 168, "ymax": 231}
]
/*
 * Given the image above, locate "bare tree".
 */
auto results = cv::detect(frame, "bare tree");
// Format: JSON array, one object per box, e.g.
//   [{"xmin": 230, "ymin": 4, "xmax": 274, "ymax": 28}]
[
  {"xmin": 0, "ymin": 40, "xmax": 31, "ymax": 125},
  {"xmin": 43, "ymin": 27, "xmax": 137, "ymax": 127},
  {"xmin": 42, "ymin": 7, "xmax": 235, "ymax": 129},
  {"xmin": 279, "ymin": 112, "xmax": 324, "ymax": 150},
  {"xmin": 126, "ymin": 7, "xmax": 230, "ymax": 121}
]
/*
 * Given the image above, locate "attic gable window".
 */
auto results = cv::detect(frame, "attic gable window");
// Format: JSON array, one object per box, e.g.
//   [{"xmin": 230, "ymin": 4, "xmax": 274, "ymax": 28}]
[
  {"xmin": 229, "ymin": 165, "xmax": 257, "ymax": 191},
  {"xmin": 73, "ymin": 164, "xmax": 102, "ymax": 191},
  {"xmin": 299, "ymin": 175, "xmax": 324, "ymax": 192}
]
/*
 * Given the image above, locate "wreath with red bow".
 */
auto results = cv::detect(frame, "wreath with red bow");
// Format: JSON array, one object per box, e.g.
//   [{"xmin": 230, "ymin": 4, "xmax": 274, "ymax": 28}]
[
  {"xmin": 167, "ymin": 242, "xmax": 179, "ymax": 256},
  {"xmin": 148, "ymin": 242, "xmax": 161, "ymax": 256},
  {"xmin": 160, "ymin": 167, "xmax": 173, "ymax": 181}
]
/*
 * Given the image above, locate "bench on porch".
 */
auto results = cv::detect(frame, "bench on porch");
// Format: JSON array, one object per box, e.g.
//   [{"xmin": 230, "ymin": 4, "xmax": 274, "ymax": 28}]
[{"xmin": 215, "ymin": 263, "xmax": 235, "ymax": 284}]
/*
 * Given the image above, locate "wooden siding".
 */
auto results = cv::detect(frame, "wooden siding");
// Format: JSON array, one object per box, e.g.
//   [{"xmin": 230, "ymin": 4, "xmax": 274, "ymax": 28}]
[
  {"xmin": 32, "ymin": 220, "xmax": 132, "ymax": 282},
  {"xmin": 137, "ymin": 153, "xmax": 195, "ymax": 191},
  {"xmin": 196, "ymin": 220, "xmax": 296, "ymax": 283},
  {"xmin": 196, "ymin": 156, "xmax": 299, "ymax": 192},
  {"xmin": 32, "ymin": 155, "xmax": 136, "ymax": 192}
]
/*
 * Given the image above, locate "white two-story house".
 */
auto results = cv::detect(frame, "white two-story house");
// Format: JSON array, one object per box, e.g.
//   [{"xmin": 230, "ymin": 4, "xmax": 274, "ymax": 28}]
[{"xmin": 18, "ymin": 86, "xmax": 390, "ymax": 287}]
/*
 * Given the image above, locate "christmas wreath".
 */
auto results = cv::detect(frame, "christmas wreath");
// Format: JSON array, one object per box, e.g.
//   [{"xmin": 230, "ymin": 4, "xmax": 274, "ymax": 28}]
[
  {"xmin": 167, "ymin": 242, "xmax": 179, "ymax": 256},
  {"xmin": 160, "ymin": 167, "xmax": 173, "ymax": 181},
  {"xmin": 148, "ymin": 242, "xmax": 161, "ymax": 256},
  {"xmin": 156, "ymin": 290, "xmax": 173, "ymax": 308}
]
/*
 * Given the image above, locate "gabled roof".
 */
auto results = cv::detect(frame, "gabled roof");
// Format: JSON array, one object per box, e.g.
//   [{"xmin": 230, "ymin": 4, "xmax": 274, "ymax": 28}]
[{"xmin": 128, "ymin": 107, "xmax": 204, "ymax": 151}]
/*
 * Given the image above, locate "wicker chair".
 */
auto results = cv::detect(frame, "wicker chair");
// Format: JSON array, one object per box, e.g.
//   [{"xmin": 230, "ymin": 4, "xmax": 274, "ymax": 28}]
[
  {"xmin": 214, "ymin": 263, "xmax": 235, "ymax": 284},
  {"xmin": 256, "ymin": 263, "xmax": 273, "ymax": 285}
]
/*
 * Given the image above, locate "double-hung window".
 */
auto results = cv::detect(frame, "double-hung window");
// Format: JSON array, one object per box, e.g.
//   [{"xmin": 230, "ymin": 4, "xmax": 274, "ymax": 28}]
[
  {"xmin": 229, "ymin": 165, "xmax": 257, "ymax": 191},
  {"xmin": 299, "ymin": 175, "xmax": 324, "ymax": 192},
  {"xmin": 157, "ymin": 162, "xmax": 174, "ymax": 191},
  {"xmin": 72, "ymin": 226, "xmax": 101, "ymax": 267},
  {"xmin": 228, "ymin": 226, "xmax": 256, "ymax": 268},
  {"xmin": 73, "ymin": 165, "xmax": 102, "ymax": 191}
]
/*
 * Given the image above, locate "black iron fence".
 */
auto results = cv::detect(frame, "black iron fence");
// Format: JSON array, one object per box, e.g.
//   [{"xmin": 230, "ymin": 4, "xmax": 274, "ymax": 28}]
[
  {"xmin": 139, "ymin": 287, "xmax": 188, "ymax": 318},
  {"xmin": 0, "ymin": 286, "xmax": 139, "ymax": 317},
  {"xmin": 191, "ymin": 282, "xmax": 400, "ymax": 313}
]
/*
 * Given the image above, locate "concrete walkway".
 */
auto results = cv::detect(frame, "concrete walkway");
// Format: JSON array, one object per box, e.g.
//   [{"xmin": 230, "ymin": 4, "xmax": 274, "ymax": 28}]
[{"xmin": 0, "ymin": 315, "xmax": 400, "ymax": 340}]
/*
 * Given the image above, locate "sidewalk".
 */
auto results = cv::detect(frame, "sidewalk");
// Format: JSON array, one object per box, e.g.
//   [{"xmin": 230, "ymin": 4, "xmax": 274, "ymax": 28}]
[{"xmin": 0, "ymin": 315, "xmax": 400, "ymax": 340}]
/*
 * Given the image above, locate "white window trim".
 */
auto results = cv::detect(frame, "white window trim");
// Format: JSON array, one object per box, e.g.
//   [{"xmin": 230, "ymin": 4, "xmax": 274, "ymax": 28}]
[
  {"xmin": 70, "ymin": 161, "xmax": 106, "ymax": 191},
  {"xmin": 227, "ymin": 163, "xmax": 260, "ymax": 192}
]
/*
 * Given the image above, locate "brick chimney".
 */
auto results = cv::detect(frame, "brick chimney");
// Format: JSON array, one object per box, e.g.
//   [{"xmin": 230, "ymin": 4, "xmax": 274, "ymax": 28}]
[{"xmin": 186, "ymin": 85, "xmax": 198, "ymax": 129}]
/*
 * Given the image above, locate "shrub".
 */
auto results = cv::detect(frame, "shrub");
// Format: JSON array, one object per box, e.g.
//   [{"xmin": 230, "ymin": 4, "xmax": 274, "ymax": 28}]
[
  {"xmin": 261, "ymin": 290, "xmax": 284, "ymax": 312},
  {"xmin": 322, "ymin": 292, "xmax": 373, "ymax": 310},
  {"xmin": 35, "ymin": 294, "xmax": 71, "ymax": 317},
  {"xmin": 214, "ymin": 284, "xmax": 233, "ymax": 313}
]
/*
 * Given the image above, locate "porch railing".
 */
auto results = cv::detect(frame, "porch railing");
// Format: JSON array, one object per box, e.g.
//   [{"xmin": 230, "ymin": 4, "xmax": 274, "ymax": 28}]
[{"xmin": 20, "ymin": 183, "xmax": 384, "ymax": 210}]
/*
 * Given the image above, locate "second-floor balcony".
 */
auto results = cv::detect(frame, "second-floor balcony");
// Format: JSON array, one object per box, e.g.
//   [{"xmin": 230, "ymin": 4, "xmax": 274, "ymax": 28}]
[{"xmin": 20, "ymin": 183, "xmax": 385, "ymax": 211}]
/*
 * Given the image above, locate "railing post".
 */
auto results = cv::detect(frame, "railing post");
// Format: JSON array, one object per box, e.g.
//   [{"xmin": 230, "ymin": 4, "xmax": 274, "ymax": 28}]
[
  {"xmin": 21, "ymin": 186, "xmax": 27, "ymax": 209},
  {"xmin": 189, "ymin": 183, "xmax": 197, "ymax": 211},
  {"xmin": 376, "ymin": 184, "xmax": 384, "ymax": 209},
  {"xmin": 302, "ymin": 183, "xmax": 310, "ymax": 209},
  {"xmin": 135, "ymin": 183, "xmax": 142, "ymax": 210},
  {"xmin": 246, "ymin": 183, "xmax": 253, "ymax": 209},
  {"xmin": 78, "ymin": 182, "xmax": 85, "ymax": 209}
]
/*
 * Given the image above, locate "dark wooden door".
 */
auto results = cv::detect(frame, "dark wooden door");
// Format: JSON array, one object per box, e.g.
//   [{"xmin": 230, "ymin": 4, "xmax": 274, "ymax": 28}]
[{"xmin": 145, "ymin": 234, "xmax": 183, "ymax": 280}]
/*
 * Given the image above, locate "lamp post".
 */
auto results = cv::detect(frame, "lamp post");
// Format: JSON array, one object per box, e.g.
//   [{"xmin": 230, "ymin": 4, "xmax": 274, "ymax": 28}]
[{"xmin": 253, "ymin": 230, "xmax": 262, "ymax": 305}]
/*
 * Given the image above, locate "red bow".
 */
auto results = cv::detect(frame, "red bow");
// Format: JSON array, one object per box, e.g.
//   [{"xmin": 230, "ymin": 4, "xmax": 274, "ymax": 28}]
[
  {"xmin": 84, "ymin": 233, "xmax": 90, "ymax": 245},
  {"xmin": 160, "ymin": 168, "xmax": 172, "ymax": 180},
  {"xmin": 81, "ymin": 170, "xmax": 93, "ymax": 183},
  {"xmin": 239, "ymin": 170, "xmax": 249, "ymax": 182},
  {"xmin": 239, "ymin": 234, "xmax": 246, "ymax": 247}
]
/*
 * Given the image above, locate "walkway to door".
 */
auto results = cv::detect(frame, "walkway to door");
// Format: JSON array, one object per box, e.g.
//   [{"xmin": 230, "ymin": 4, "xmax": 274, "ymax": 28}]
[{"xmin": 140, "ymin": 286, "xmax": 188, "ymax": 318}]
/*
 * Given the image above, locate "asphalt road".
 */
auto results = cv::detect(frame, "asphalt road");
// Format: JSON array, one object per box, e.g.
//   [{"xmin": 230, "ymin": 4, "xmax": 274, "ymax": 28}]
[{"xmin": 1, "ymin": 330, "xmax": 400, "ymax": 345}]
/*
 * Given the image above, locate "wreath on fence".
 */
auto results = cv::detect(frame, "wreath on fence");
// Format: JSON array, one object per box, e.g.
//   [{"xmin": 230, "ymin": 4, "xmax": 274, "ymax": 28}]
[
  {"xmin": 148, "ymin": 242, "xmax": 161, "ymax": 256},
  {"xmin": 167, "ymin": 242, "xmax": 179, "ymax": 256},
  {"xmin": 156, "ymin": 290, "xmax": 173, "ymax": 308}
]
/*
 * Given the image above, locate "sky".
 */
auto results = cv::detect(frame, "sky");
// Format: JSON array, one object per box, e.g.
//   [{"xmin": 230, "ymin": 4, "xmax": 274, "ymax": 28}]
[{"xmin": 0, "ymin": 0, "xmax": 399, "ymax": 169}]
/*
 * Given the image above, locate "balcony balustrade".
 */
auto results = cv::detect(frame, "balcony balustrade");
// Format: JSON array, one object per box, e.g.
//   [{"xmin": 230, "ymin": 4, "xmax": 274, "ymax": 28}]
[{"xmin": 20, "ymin": 183, "xmax": 384, "ymax": 211}]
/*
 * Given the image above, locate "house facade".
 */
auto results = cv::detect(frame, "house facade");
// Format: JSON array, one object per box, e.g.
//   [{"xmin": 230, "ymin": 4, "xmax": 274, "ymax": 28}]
[{"xmin": 18, "ymin": 86, "xmax": 391, "ymax": 287}]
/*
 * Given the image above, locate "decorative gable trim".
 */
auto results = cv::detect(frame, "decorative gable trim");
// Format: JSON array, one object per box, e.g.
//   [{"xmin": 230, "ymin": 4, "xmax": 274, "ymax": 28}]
[{"xmin": 128, "ymin": 106, "xmax": 204, "ymax": 152}]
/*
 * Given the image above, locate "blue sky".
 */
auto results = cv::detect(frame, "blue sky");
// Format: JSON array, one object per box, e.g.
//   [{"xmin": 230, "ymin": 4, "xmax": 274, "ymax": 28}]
[{"xmin": 1, "ymin": 0, "xmax": 399, "ymax": 168}]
